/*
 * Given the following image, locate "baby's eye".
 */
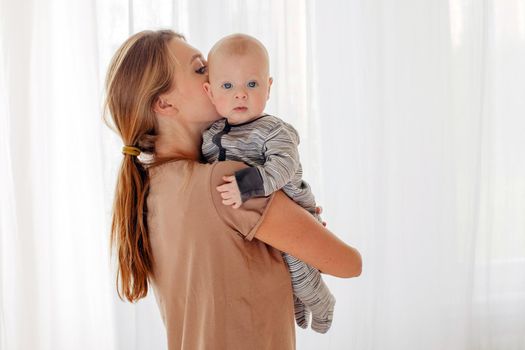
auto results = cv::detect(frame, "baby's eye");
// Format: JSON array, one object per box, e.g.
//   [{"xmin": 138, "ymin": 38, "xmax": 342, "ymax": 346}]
[
  {"xmin": 195, "ymin": 65, "xmax": 207, "ymax": 74},
  {"xmin": 222, "ymin": 82, "xmax": 233, "ymax": 89},
  {"xmin": 247, "ymin": 81, "xmax": 258, "ymax": 88}
]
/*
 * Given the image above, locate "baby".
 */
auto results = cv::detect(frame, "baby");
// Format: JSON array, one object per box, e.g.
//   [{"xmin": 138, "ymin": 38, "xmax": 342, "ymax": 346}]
[{"xmin": 201, "ymin": 34, "xmax": 335, "ymax": 334}]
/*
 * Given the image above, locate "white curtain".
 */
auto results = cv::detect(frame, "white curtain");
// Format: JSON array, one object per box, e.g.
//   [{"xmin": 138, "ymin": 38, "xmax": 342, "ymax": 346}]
[
  {"xmin": 1, "ymin": 1, "xmax": 524, "ymax": 349},
  {"xmin": 313, "ymin": 1, "xmax": 525, "ymax": 349}
]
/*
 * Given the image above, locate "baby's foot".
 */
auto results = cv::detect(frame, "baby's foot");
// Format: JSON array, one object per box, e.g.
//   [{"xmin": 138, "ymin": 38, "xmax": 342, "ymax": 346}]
[
  {"xmin": 311, "ymin": 294, "xmax": 335, "ymax": 334},
  {"xmin": 293, "ymin": 295, "xmax": 310, "ymax": 328}
]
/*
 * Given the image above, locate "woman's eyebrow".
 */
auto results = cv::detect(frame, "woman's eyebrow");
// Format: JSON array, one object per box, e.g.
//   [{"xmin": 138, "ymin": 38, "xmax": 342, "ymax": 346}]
[{"xmin": 190, "ymin": 53, "xmax": 203, "ymax": 64}]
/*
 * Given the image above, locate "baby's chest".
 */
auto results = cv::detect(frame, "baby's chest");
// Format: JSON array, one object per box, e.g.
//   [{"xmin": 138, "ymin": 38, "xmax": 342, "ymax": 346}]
[{"xmin": 220, "ymin": 134, "xmax": 266, "ymax": 164}]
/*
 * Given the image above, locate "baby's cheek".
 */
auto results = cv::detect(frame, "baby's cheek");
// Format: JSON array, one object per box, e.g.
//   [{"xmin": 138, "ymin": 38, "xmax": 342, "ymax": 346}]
[
  {"xmin": 254, "ymin": 96, "xmax": 267, "ymax": 113},
  {"xmin": 215, "ymin": 97, "xmax": 231, "ymax": 116}
]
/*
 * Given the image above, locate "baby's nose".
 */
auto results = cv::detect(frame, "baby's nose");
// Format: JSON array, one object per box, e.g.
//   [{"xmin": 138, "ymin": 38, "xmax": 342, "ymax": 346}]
[{"xmin": 235, "ymin": 89, "xmax": 248, "ymax": 99}]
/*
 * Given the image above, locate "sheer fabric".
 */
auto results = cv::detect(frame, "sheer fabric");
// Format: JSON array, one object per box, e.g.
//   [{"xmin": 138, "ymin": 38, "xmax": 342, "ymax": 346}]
[{"xmin": 1, "ymin": 0, "xmax": 523, "ymax": 349}]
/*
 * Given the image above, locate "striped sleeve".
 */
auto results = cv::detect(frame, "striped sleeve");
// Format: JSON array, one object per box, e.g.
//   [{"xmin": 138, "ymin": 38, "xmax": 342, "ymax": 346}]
[{"xmin": 255, "ymin": 123, "xmax": 301, "ymax": 196}]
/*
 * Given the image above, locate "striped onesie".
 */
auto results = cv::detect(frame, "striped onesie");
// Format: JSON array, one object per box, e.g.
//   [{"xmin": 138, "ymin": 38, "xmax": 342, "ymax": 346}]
[{"xmin": 202, "ymin": 113, "xmax": 336, "ymax": 333}]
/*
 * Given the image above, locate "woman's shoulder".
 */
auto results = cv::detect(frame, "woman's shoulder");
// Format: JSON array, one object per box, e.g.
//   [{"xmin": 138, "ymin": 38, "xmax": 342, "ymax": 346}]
[
  {"xmin": 147, "ymin": 160, "xmax": 207, "ymax": 190},
  {"xmin": 148, "ymin": 159, "xmax": 270, "ymax": 241},
  {"xmin": 148, "ymin": 159, "xmax": 248, "ymax": 188}
]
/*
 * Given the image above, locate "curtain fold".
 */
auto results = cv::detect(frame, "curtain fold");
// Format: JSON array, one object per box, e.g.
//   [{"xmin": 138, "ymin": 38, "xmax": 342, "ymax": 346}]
[
  {"xmin": 1, "ymin": 0, "xmax": 117, "ymax": 349},
  {"xmin": 1, "ymin": 1, "xmax": 523, "ymax": 349}
]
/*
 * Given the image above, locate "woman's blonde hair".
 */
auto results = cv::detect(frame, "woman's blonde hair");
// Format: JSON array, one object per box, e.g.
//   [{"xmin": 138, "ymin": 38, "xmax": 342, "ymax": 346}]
[{"xmin": 104, "ymin": 29, "xmax": 183, "ymax": 302}]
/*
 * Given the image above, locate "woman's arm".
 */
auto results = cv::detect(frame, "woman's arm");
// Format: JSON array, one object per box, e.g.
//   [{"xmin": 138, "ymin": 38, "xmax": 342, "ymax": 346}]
[
  {"xmin": 211, "ymin": 161, "xmax": 361, "ymax": 278},
  {"xmin": 255, "ymin": 191, "xmax": 362, "ymax": 278}
]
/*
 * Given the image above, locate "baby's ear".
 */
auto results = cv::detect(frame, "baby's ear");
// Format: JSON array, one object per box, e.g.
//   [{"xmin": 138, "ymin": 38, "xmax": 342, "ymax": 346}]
[
  {"xmin": 267, "ymin": 77, "xmax": 273, "ymax": 100},
  {"xmin": 203, "ymin": 82, "xmax": 214, "ymax": 101}
]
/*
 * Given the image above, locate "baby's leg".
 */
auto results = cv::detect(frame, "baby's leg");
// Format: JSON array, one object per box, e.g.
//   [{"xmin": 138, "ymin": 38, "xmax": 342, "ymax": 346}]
[
  {"xmin": 282, "ymin": 252, "xmax": 311, "ymax": 328},
  {"xmin": 283, "ymin": 252, "xmax": 336, "ymax": 334},
  {"xmin": 282, "ymin": 183, "xmax": 336, "ymax": 332},
  {"xmin": 293, "ymin": 293, "xmax": 310, "ymax": 329},
  {"xmin": 284, "ymin": 253, "xmax": 310, "ymax": 328}
]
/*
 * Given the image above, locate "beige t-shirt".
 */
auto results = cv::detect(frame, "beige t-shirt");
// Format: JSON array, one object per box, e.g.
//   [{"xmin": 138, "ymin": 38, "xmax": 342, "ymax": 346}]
[{"xmin": 147, "ymin": 160, "xmax": 296, "ymax": 350}]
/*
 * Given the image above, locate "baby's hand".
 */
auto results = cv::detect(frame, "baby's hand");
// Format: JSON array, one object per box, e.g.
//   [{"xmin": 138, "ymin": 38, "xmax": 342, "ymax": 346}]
[{"xmin": 216, "ymin": 175, "xmax": 242, "ymax": 209}]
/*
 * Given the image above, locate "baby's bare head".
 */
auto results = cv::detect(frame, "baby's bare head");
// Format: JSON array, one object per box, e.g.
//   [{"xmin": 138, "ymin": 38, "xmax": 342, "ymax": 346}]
[{"xmin": 208, "ymin": 34, "xmax": 270, "ymax": 76}]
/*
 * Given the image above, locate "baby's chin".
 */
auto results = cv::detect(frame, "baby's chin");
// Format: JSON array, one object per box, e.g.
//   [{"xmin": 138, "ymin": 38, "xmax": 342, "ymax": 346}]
[{"xmin": 225, "ymin": 112, "xmax": 261, "ymax": 125}]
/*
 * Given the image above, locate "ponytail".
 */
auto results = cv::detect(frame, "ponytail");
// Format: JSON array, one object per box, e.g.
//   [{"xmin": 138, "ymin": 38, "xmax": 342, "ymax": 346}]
[
  {"xmin": 110, "ymin": 154, "xmax": 152, "ymax": 302},
  {"xmin": 104, "ymin": 30, "xmax": 184, "ymax": 302}
]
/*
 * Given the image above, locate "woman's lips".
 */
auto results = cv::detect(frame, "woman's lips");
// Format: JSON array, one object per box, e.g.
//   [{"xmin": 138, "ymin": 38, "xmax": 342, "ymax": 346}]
[{"xmin": 233, "ymin": 107, "xmax": 247, "ymax": 111}]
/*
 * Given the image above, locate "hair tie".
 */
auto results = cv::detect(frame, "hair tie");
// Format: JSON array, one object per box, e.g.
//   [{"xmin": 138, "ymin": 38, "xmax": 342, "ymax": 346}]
[{"xmin": 122, "ymin": 146, "xmax": 141, "ymax": 156}]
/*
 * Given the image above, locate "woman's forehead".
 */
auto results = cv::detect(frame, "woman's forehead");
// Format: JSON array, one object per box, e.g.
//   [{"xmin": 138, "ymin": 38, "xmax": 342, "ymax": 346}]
[{"xmin": 168, "ymin": 38, "xmax": 202, "ymax": 65}]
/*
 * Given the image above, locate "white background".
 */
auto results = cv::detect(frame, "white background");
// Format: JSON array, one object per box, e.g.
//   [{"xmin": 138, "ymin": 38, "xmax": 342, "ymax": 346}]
[{"xmin": 1, "ymin": 0, "xmax": 524, "ymax": 349}]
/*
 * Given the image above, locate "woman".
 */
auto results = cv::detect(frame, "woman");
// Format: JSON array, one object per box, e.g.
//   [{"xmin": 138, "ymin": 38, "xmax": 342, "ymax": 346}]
[{"xmin": 105, "ymin": 29, "xmax": 361, "ymax": 350}]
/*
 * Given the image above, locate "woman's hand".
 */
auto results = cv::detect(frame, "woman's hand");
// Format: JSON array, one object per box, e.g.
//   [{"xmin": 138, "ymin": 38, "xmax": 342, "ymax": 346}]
[
  {"xmin": 315, "ymin": 206, "xmax": 327, "ymax": 227},
  {"xmin": 216, "ymin": 175, "xmax": 242, "ymax": 209}
]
